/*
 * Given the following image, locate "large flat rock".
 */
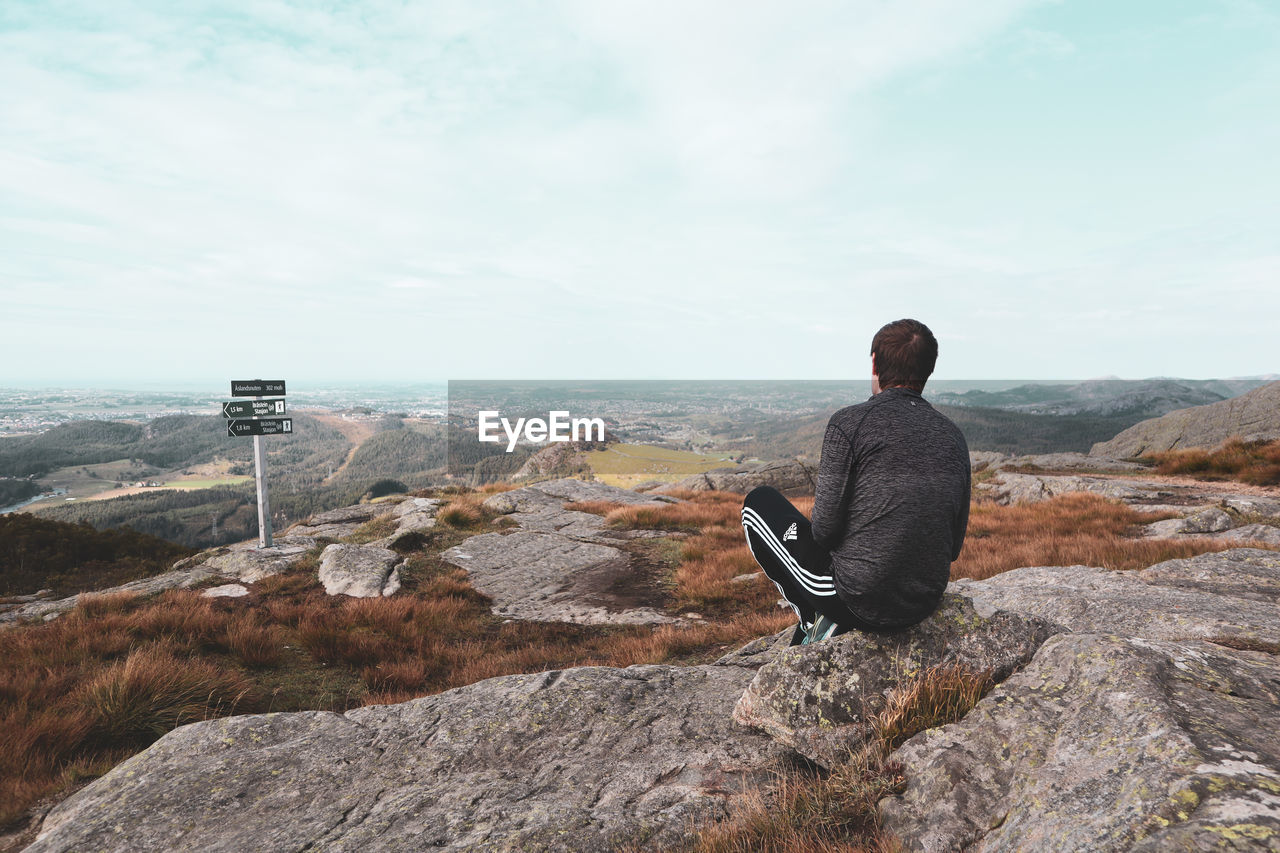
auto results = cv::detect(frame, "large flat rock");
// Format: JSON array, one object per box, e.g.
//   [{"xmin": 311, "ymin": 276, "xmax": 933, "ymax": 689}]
[
  {"xmin": 483, "ymin": 479, "xmax": 675, "ymax": 541},
  {"xmin": 950, "ymin": 550, "xmax": 1280, "ymax": 646},
  {"xmin": 665, "ymin": 459, "xmax": 815, "ymax": 497},
  {"xmin": 284, "ymin": 502, "xmax": 398, "ymax": 539},
  {"xmin": 29, "ymin": 663, "xmax": 792, "ymax": 853},
  {"xmin": 442, "ymin": 530, "xmax": 673, "ymax": 624},
  {"xmin": 880, "ymin": 633, "xmax": 1280, "ymax": 852}
]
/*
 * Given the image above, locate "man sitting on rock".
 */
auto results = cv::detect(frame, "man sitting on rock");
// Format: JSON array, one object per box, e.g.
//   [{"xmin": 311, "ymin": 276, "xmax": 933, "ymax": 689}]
[{"xmin": 741, "ymin": 318, "xmax": 971, "ymax": 645}]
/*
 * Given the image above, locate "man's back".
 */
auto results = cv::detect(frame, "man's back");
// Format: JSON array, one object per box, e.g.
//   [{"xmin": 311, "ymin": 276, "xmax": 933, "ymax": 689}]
[{"xmin": 811, "ymin": 386, "xmax": 970, "ymax": 629}]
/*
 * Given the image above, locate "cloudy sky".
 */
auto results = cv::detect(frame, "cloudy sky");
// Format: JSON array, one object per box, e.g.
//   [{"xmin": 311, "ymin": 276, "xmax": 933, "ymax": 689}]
[{"xmin": 2, "ymin": 0, "xmax": 1277, "ymax": 384}]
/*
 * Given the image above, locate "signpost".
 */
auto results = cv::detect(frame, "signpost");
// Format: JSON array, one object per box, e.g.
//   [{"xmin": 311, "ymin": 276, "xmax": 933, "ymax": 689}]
[
  {"xmin": 222, "ymin": 399, "xmax": 286, "ymax": 418},
  {"xmin": 226, "ymin": 379, "xmax": 290, "ymax": 548}
]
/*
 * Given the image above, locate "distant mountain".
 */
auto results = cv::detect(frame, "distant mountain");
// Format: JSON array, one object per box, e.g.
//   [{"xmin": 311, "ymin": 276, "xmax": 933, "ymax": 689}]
[
  {"xmin": 1090, "ymin": 381, "xmax": 1280, "ymax": 457},
  {"xmin": 927, "ymin": 378, "xmax": 1268, "ymax": 418}
]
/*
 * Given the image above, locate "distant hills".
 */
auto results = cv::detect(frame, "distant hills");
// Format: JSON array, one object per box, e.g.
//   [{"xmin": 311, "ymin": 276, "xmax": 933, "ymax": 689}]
[
  {"xmin": 1091, "ymin": 380, "xmax": 1280, "ymax": 457},
  {"xmin": 927, "ymin": 378, "xmax": 1270, "ymax": 418}
]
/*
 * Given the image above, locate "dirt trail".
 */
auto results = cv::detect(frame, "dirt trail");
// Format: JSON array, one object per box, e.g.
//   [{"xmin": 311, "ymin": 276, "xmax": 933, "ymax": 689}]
[{"xmin": 302, "ymin": 411, "xmax": 379, "ymax": 484}]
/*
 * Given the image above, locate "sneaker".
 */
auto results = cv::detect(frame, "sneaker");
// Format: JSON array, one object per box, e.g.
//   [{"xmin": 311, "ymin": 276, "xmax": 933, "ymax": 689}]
[
  {"xmin": 788, "ymin": 621, "xmax": 812, "ymax": 647},
  {"xmin": 802, "ymin": 614, "xmax": 842, "ymax": 645}
]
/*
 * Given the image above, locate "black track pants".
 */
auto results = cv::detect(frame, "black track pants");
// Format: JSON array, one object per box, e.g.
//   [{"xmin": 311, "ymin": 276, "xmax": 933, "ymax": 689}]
[{"xmin": 740, "ymin": 485, "xmax": 878, "ymax": 636}]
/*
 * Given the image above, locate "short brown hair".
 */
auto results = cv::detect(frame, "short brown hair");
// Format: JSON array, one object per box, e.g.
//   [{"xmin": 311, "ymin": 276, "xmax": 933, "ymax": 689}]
[{"xmin": 871, "ymin": 319, "xmax": 938, "ymax": 392}]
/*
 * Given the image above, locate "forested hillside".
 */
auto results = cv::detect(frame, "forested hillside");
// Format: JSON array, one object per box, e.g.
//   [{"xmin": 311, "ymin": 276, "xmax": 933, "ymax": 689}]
[
  {"xmin": 725, "ymin": 405, "xmax": 1153, "ymax": 460},
  {"xmin": 335, "ymin": 424, "xmax": 446, "ymax": 487},
  {"xmin": 0, "ymin": 513, "xmax": 193, "ymax": 597},
  {"xmin": 37, "ymin": 479, "xmax": 392, "ymax": 550},
  {"xmin": 0, "ymin": 414, "xmax": 349, "ymax": 481}
]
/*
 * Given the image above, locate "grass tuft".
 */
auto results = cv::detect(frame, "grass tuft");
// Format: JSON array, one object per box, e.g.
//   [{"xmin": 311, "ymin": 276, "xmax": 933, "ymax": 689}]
[
  {"xmin": 1148, "ymin": 437, "xmax": 1280, "ymax": 486},
  {"xmin": 77, "ymin": 647, "xmax": 257, "ymax": 749}
]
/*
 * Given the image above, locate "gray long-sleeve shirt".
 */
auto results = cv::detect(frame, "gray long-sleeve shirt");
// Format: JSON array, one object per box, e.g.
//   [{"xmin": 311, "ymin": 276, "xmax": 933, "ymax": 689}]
[{"xmin": 811, "ymin": 386, "xmax": 971, "ymax": 628}]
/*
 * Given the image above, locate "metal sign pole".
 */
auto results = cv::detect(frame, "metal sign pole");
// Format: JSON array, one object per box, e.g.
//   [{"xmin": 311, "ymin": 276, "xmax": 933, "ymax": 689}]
[
  {"xmin": 254, "ymin": 431, "xmax": 273, "ymax": 548},
  {"xmin": 228, "ymin": 380, "xmax": 285, "ymax": 550}
]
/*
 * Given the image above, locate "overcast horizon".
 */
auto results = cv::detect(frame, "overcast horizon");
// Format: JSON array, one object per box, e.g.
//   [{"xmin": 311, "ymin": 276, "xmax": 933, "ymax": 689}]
[{"xmin": 3, "ymin": 1, "xmax": 1278, "ymax": 383}]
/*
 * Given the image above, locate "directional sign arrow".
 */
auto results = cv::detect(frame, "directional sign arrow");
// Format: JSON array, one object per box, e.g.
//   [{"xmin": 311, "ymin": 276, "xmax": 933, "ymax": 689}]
[
  {"xmin": 227, "ymin": 417, "xmax": 293, "ymax": 437},
  {"xmin": 222, "ymin": 399, "xmax": 286, "ymax": 419}
]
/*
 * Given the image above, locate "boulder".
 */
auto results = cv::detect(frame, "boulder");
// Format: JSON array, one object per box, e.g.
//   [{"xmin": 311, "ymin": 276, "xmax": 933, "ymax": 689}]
[
  {"xmin": 950, "ymin": 550, "xmax": 1280, "ymax": 647},
  {"xmin": 390, "ymin": 496, "xmax": 442, "ymax": 534},
  {"xmin": 880, "ymin": 633, "xmax": 1280, "ymax": 852},
  {"xmin": 317, "ymin": 544, "xmax": 401, "ymax": 598},
  {"xmin": 28, "ymin": 664, "xmax": 792, "ymax": 853},
  {"xmin": 201, "ymin": 543, "xmax": 315, "ymax": 583},
  {"xmin": 665, "ymin": 459, "xmax": 816, "ymax": 497},
  {"xmin": 732, "ymin": 594, "xmax": 1059, "ymax": 768},
  {"xmin": 1142, "ymin": 506, "xmax": 1235, "ymax": 538}
]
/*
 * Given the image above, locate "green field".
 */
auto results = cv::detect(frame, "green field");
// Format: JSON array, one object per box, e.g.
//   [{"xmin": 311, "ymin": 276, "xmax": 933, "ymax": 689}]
[{"xmin": 584, "ymin": 444, "xmax": 737, "ymax": 488}]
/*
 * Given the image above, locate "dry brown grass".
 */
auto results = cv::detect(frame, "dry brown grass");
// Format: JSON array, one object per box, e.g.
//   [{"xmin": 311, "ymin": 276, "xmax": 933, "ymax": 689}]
[
  {"xmin": 604, "ymin": 491, "xmax": 793, "ymax": 617},
  {"xmin": 952, "ymin": 492, "xmax": 1278, "ymax": 580},
  {"xmin": 1148, "ymin": 437, "xmax": 1280, "ymax": 486},
  {"xmin": 871, "ymin": 664, "xmax": 994, "ymax": 752},
  {"xmin": 436, "ymin": 494, "xmax": 487, "ymax": 528}
]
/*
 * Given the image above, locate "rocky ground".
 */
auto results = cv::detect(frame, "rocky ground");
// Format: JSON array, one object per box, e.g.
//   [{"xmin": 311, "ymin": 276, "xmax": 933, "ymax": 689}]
[
  {"xmin": 12, "ymin": 473, "xmax": 1280, "ymax": 851},
  {"xmin": 975, "ymin": 451, "xmax": 1280, "ymax": 546}
]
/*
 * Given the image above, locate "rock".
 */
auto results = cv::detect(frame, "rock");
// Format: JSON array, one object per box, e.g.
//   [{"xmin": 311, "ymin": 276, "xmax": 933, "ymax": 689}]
[
  {"xmin": 0, "ymin": 566, "xmax": 219, "ymax": 627},
  {"xmin": 393, "ymin": 496, "xmax": 443, "ymax": 518},
  {"xmin": 450, "ymin": 480, "xmax": 681, "ymax": 625},
  {"xmin": 317, "ymin": 544, "xmax": 401, "ymax": 598},
  {"xmin": 284, "ymin": 503, "xmax": 396, "ymax": 539},
  {"xmin": 665, "ymin": 459, "xmax": 816, "ymax": 497},
  {"xmin": 29, "ymin": 664, "xmax": 792, "ymax": 853},
  {"xmin": 200, "ymin": 543, "xmax": 315, "ymax": 583},
  {"xmin": 1221, "ymin": 496, "xmax": 1280, "ymax": 522},
  {"xmin": 1209, "ymin": 523, "xmax": 1280, "ymax": 546},
  {"xmin": 1142, "ymin": 506, "xmax": 1234, "ymax": 538},
  {"xmin": 1180, "ymin": 507, "xmax": 1234, "ymax": 532},
  {"xmin": 880, "ymin": 633, "xmax": 1280, "ymax": 852},
  {"xmin": 950, "ymin": 550, "xmax": 1280, "ymax": 645},
  {"xmin": 1090, "ymin": 379, "xmax": 1280, "ymax": 457},
  {"xmin": 996, "ymin": 452, "xmax": 1150, "ymax": 472},
  {"xmin": 1136, "ymin": 548, "xmax": 1280, "ymax": 604},
  {"xmin": 482, "ymin": 479, "xmax": 674, "ymax": 542},
  {"xmin": 968, "ymin": 451, "xmax": 1008, "ymax": 470},
  {"xmin": 442, "ymin": 530, "xmax": 674, "ymax": 625},
  {"xmin": 713, "ymin": 628, "xmax": 792, "ymax": 668},
  {"xmin": 732, "ymin": 594, "xmax": 1059, "ymax": 768},
  {"xmin": 200, "ymin": 584, "xmax": 250, "ymax": 598},
  {"xmin": 389, "ymin": 496, "xmax": 441, "ymax": 535},
  {"xmin": 980, "ymin": 471, "xmax": 1157, "ymax": 505}
]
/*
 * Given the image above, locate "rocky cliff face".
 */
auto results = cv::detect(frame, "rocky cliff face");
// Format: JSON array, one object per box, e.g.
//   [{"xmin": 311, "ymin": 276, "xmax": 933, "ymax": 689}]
[{"xmin": 1090, "ymin": 380, "xmax": 1280, "ymax": 457}]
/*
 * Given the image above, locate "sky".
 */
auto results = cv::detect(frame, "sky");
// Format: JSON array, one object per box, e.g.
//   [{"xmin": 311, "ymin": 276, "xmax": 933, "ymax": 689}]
[{"xmin": 2, "ymin": 0, "xmax": 1278, "ymax": 384}]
